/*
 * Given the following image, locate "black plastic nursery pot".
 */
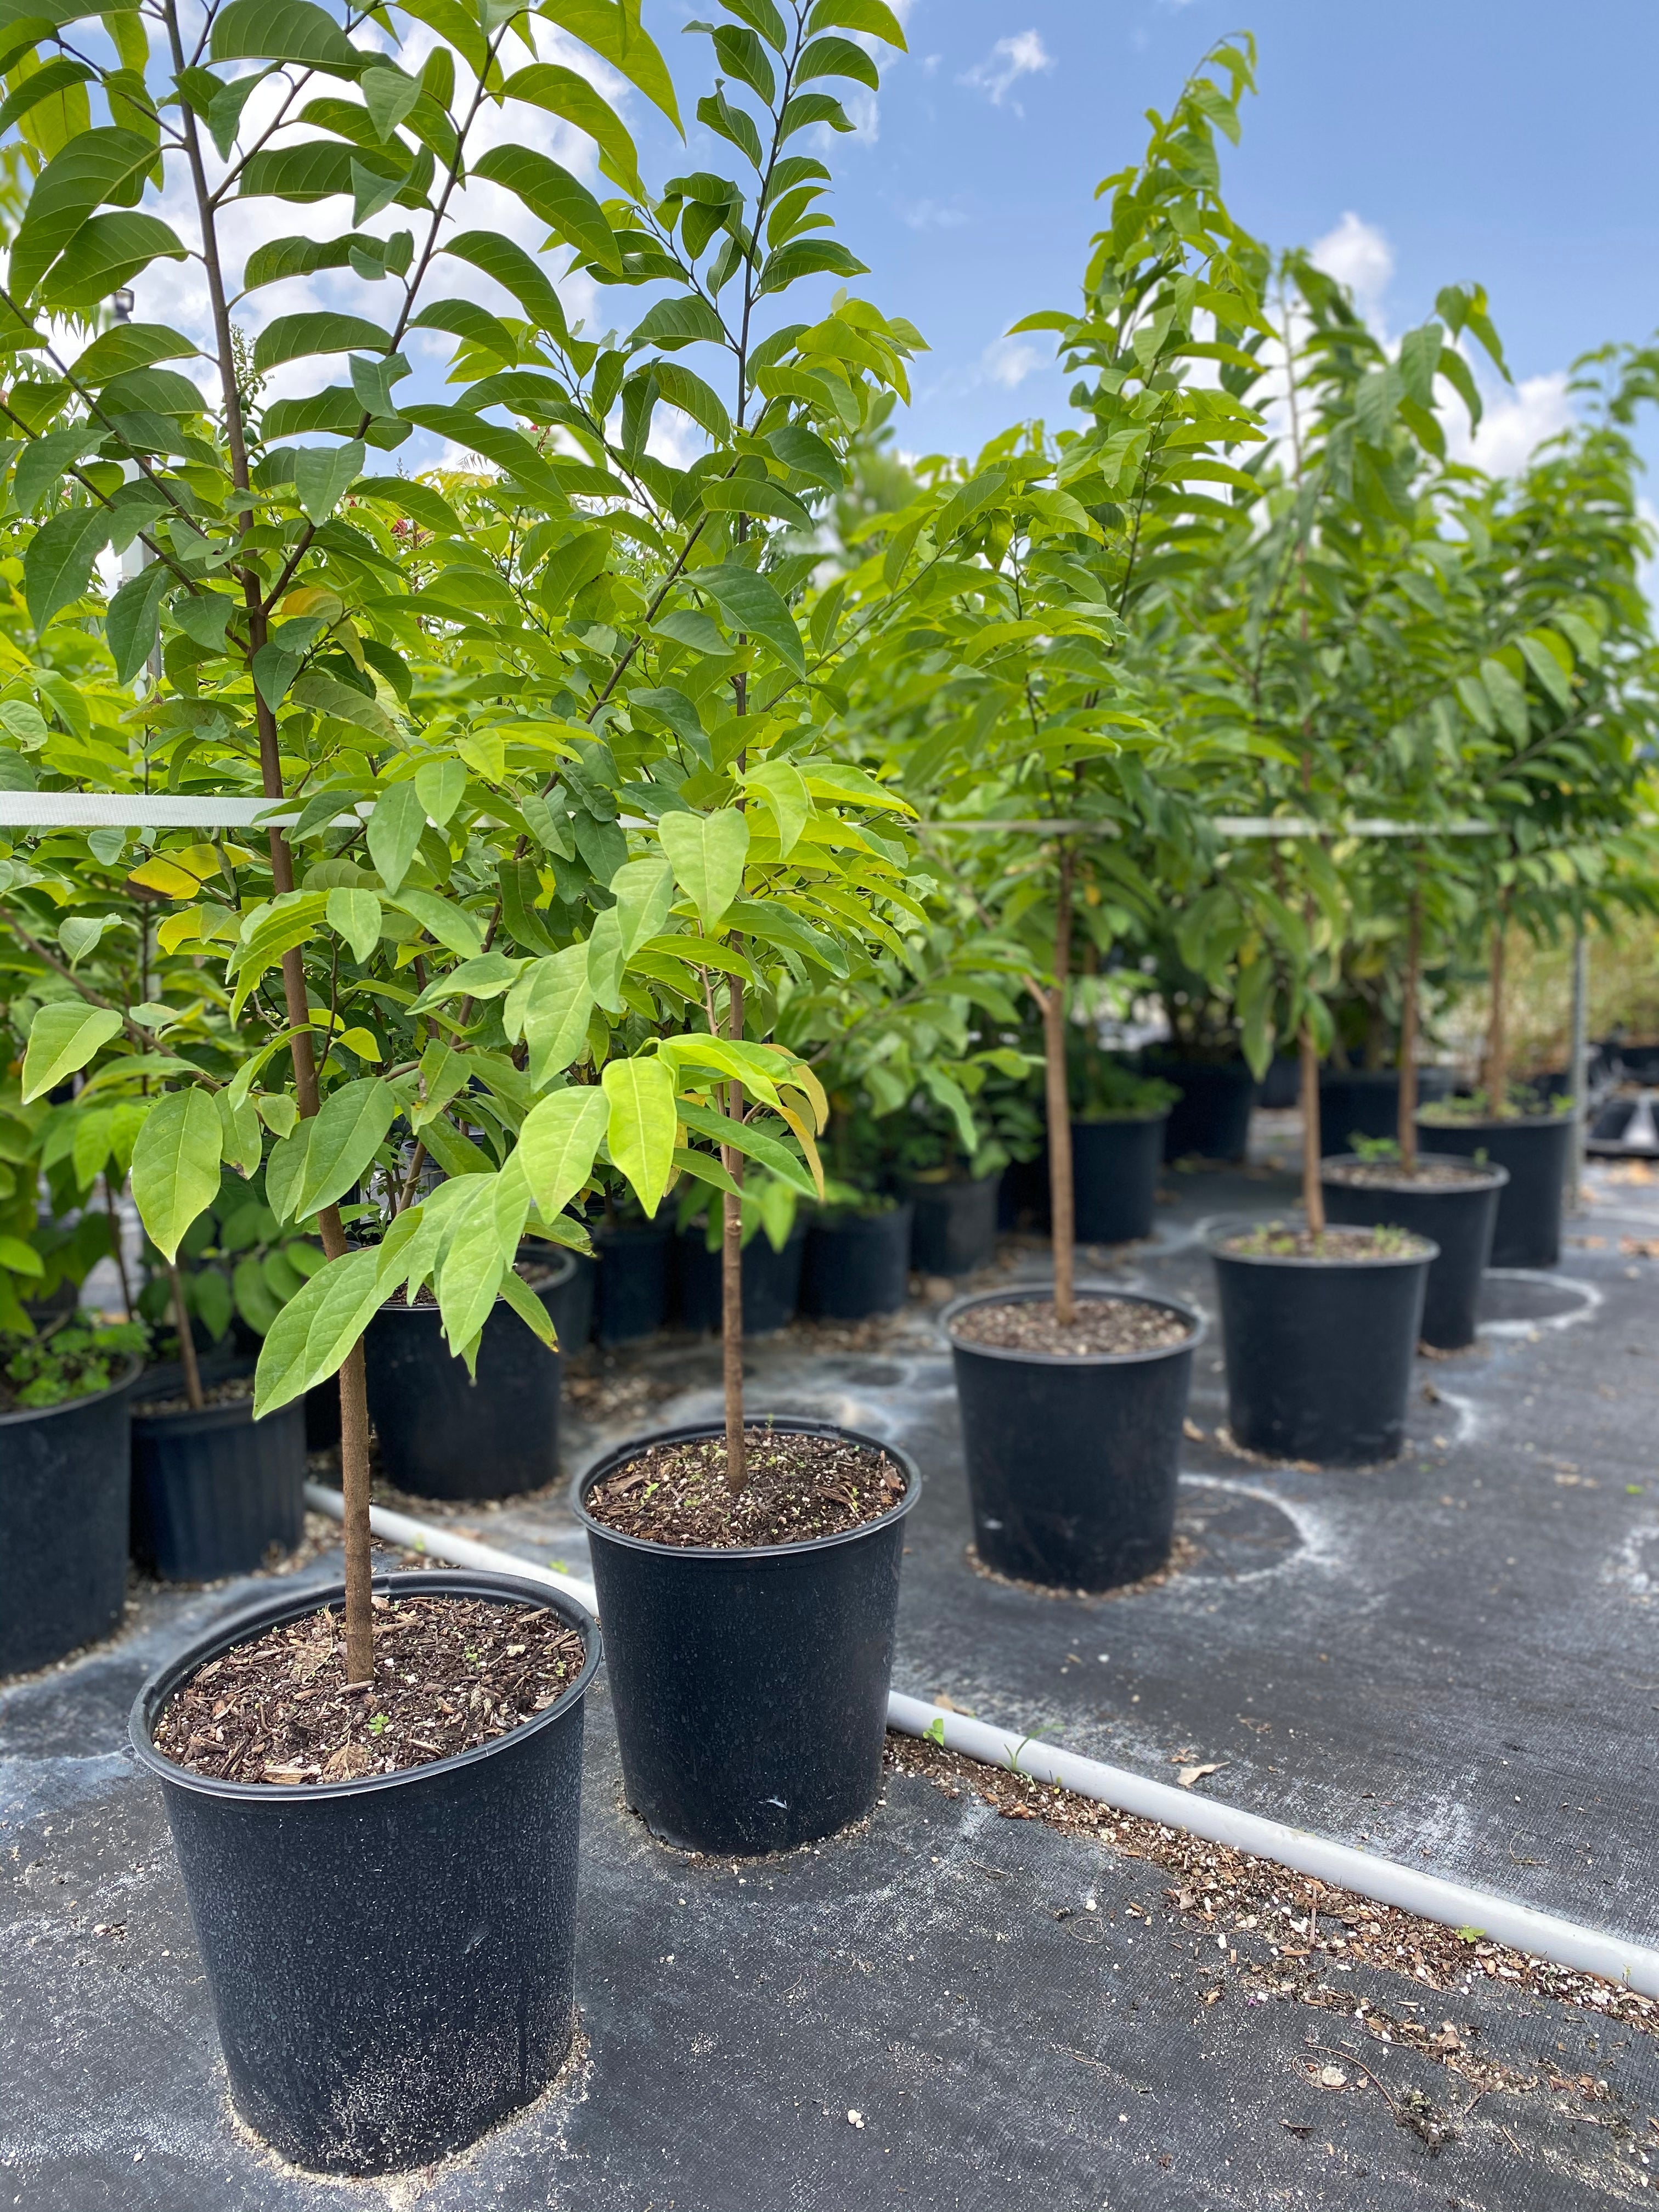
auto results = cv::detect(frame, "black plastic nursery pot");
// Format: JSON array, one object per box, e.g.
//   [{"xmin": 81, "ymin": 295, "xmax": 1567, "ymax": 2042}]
[
  {"xmin": 906, "ymin": 1171, "xmax": 999, "ymax": 1276},
  {"xmin": 1143, "ymin": 1055, "xmax": 1259, "ymax": 1163},
  {"xmin": 800, "ymin": 1202, "xmax": 913, "ymax": 1320},
  {"xmin": 997, "ymin": 1150, "xmax": 1050, "ymax": 1232},
  {"xmin": 592, "ymin": 1219, "xmax": 673, "ymax": 1345},
  {"xmin": 0, "ymin": 1357, "xmax": 140, "ymax": 1676},
  {"xmin": 128, "ymin": 1570, "xmax": 598, "ymax": 2176},
  {"xmin": 1318, "ymin": 1065, "xmax": 1454, "ymax": 1156},
  {"xmin": 1071, "ymin": 1114, "xmax": 1167, "ymax": 1244},
  {"xmin": 575, "ymin": 1420, "xmax": 919, "ymax": 1855},
  {"xmin": 130, "ymin": 1381, "xmax": 306, "ymax": 1582},
  {"xmin": 944, "ymin": 1287, "xmax": 1201, "ymax": 1590},
  {"xmin": 676, "ymin": 1218, "xmax": 806, "ymax": 1336},
  {"xmin": 1321, "ymin": 1154, "xmax": 1508, "ymax": 1352},
  {"xmin": 1415, "ymin": 1110, "xmax": 1573, "ymax": 1268},
  {"xmin": 1209, "ymin": 1222, "xmax": 1436, "ymax": 1465},
  {"xmin": 363, "ymin": 1254, "xmax": 573, "ymax": 1500}
]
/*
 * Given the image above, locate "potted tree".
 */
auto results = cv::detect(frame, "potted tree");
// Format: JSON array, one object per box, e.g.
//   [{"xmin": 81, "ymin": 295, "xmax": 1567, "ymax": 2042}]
[{"xmin": 862, "ymin": 48, "xmax": 1268, "ymax": 1588}]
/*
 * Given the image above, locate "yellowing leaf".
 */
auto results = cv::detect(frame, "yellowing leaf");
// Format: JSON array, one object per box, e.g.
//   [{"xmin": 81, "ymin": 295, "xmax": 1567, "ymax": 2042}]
[
  {"xmin": 127, "ymin": 856, "xmax": 204, "ymax": 899},
  {"xmin": 601, "ymin": 1056, "xmax": 678, "ymax": 1217}
]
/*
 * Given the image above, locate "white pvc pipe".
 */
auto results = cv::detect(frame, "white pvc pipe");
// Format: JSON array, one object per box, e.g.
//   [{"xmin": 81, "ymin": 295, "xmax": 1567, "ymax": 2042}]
[
  {"xmin": 303, "ymin": 1483, "xmax": 597, "ymax": 1613},
  {"xmin": 888, "ymin": 1693, "xmax": 1659, "ymax": 1996},
  {"xmin": 306, "ymin": 1483, "xmax": 1659, "ymax": 1996}
]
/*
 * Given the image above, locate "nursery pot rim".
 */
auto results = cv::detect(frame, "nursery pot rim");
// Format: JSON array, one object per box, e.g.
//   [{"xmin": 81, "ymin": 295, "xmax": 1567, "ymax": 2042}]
[
  {"xmin": 1414, "ymin": 1107, "xmax": 1574, "ymax": 1133},
  {"xmin": 941, "ymin": 1282, "xmax": 1204, "ymax": 1367},
  {"xmin": 0, "ymin": 1350, "xmax": 142, "ymax": 1429},
  {"xmin": 127, "ymin": 1567, "xmax": 600, "ymax": 1807},
  {"xmin": 1204, "ymin": 1212, "xmax": 1440, "ymax": 1269},
  {"xmin": 1319, "ymin": 1150, "xmax": 1510, "ymax": 1195},
  {"xmin": 573, "ymin": 1415, "xmax": 921, "ymax": 1568}
]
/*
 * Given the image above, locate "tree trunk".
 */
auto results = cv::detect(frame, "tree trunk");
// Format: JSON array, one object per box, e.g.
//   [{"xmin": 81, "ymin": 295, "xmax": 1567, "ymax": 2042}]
[
  {"xmin": 722, "ymin": 977, "xmax": 746, "ymax": 1494},
  {"xmin": 1397, "ymin": 884, "xmax": 1421, "ymax": 1172},
  {"xmin": 1300, "ymin": 1023, "xmax": 1326, "ymax": 1234},
  {"xmin": 1045, "ymin": 850, "xmax": 1077, "ymax": 1324},
  {"xmin": 168, "ymin": 1263, "xmax": 205, "ymax": 1410},
  {"xmin": 1484, "ymin": 908, "xmax": 1509, "ymax": 1121}
]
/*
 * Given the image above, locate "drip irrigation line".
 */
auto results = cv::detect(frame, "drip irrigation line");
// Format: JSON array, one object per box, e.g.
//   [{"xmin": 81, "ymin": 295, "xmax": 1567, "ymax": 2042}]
[{"xmin": 304, "ymin": 1480, "xmax": 1659, "ymax": 1997}]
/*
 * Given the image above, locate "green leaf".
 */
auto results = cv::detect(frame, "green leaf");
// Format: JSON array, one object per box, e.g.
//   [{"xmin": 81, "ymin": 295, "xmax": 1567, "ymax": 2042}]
[
  {"xmin": 386, "ymin": 887, "xmax": 484, "ymax": 957},
  {"xmin": 24, "ymin": 505, "xmax": 111, "ymax": 630},
  {"xmin": 69, "ymin": 320, "xmax": 195, "ymax": 386},
  {"xmin": 290, "ymin": 437, "xmax": 368, "ymax": 522},
  {"xmin": 39, "ymin": 212, "xmax": 187, "ymax": 311},
  {"xmin": 1479, "ymin": 656, "xmax": 1531, "ymax": 743},
  {"xmin": 210, "ymin": 0, "xmax": 359, "ymax": 67},
  {"xmin": 20, "ymin": 1002, "xmax": 122, "ymax": 1102},
  {"xmin": 361, "ymin": 59, "xmax": 421, "ymax": 141},
  {"xmin": 537, "ymin": 0, "xmax": 682, "ymax": 131},
  {"xmin": 216, "ymin": 1089, "xmax": 263, "ymax": 1177},
  {"xmin": 697, "ymin": 562, "xmax": 805, "ymax": 672},
  {"xmin": 470, "ymin": 145, "xmax": 621, "ymax": 273},
  {"xmin": 0, "ymin": 55, "xmax": 92, "ymax": 138},
  {"xmin": 743, "ymin": 761, "xmax": 810, "ymax": 856},
  {"xmin": 795, "ymin": 33, "xmax": 881, "ymax": 88},
  {"xmin": 504, "ymin": 945, "xmax": 594, "ymax": 1087},
  {"xmin": 9, "ymin": 128, "xmax": 157, "ymax": 300},
  {"xmin": 293, "ymin": 1077, "xmax": 397, "ymax": 1220},
  {"xmin": 435, "ymin": 1171, "xmax": 516, "ymax": 1355},
  {"xmin": 517, "ymin": 1087, "xmax": 608, "ymax": 1220},
  {"xmin": 806, "ymin": 0, "xmax": 906, "ymax": 44},
  {"xmin": 700, "ymin": 474, "xmax": 814, "ymax": 528},
  {"xmin": 366, "ymin": 781, "xmax": 425, "ymax": 893},
  {"xmin": 326, "ymin": 887, "xmax": 382, "ymax": 962},
  {"xmin": 602, "ymin": 1056, "xmax": 678, "ymax": 1217},
  {"xmin": 658, "ymin": 808, "xmax": 749, "ymax": 928},
  {"xmin": 131, "ymin": 1088, "xmax": 223, "ymax": 1262},
  {"xmin": 498, "ymin": 1263, "xmax": 557, "ymax": 1347},
  {"xmin": 1519, "ymin": 632, "xmax": 1573, "ymax": 710},
  {"xmin": 408, "ymin": 951, "xmax": 523, "ymax": 1011},
  {"xmin": 255, "ymin": 314, "xmax": 391, "ymax": 375},
  {"xmin": 627, "ymin": 293, "xmax": 725, "ymax": 353},
  {"xmin": 264, "ymin": 1119, "xmax": 312, "ymax": 1223},
  {"xmin": 502, "ymin": 62, "xmax": 641, "ymax": 187},
  {"xmin": 254, "ymin": 1245, "xmax": 385, "ymax": 1415},
  {"xmin": 441, "ymin": 232, "xmax": 569, "ymax": 335},
  {"xmin": 675, "ymin": 1098, "xmax": 817, "ymax": 1198},
  {"xmin": 291, "ymin": 665, "xmax": 395, "ymax": 741},
  {"xmin": 610, "ymin": 854, "xmax": 675, "ymax": 958},
  {"xmin": 414, "ymin": 756, "xmax": 467, "ymax": 825}
]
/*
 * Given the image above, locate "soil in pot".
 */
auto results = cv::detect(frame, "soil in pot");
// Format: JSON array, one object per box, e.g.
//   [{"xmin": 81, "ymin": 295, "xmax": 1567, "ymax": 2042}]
[
  {"xmin": 1321, "ymin": 1153, "xmax": 1508, "ymax": 1351},
  {"xmin": 1071, "ymin": 1115, "xmax": 1167, "ymax": 1244},
  {"xmin": 945, "ymin": 1289, "xmax": 1200, "ymax": 1590},
  {"xmin": 1319, "ymin": 1065, "xmax": 1454, "ymax": 1156},
  {"xmin": 0, "ymin": 1340, "xmax": 141, "ymax": 1675},
  {"xmin": 364, "ymin": 1256, "xmax": 572, "ymax": 1501},
  {"xmin": 675, "ymin": 1218, "xmax": 806, "ymax": 1336},
  {"xmin": 131, "ymin": 1370, "xmax": 306, "ymax": 1582},
  {"xmin": 801, "ymin": 1201, "xmax": 913, "ymax": 1320},
  {"xmin": 1143, "ymin": 1055, "xmax": 1259, "ymax": 1163},
  {"xmin": 577, "ymin": 1420, "xmax": 918, "ymax": 1855},
  {"xmin": 131, "ymin": 1572, "xmax": 596, "ymax": 2175},
  {"xmin": 906, "ymin": 1172, "xmax": 998, "ymax": 1275},
  {"xmin": 1415, "ymin": 1109, "xmax": 1573, "ymax": 1268},
  {"xmin": 1210, "ymin": 1222, "xmax": 1435, "ymax": 1465},
  {"xmin": 592, "ymin": 1218, "xmax": 673, "ymax": 1344}
]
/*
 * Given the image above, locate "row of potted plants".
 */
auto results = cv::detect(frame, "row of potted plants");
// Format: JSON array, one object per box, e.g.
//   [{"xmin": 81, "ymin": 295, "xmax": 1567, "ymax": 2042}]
[{"xmin": 2, "ymin": 4, "xmax": 1656, "ymax": 2182}]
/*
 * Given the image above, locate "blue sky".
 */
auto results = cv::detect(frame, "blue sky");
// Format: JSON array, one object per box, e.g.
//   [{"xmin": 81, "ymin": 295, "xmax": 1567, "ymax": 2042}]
[{"xmin": 644, "ymin": 0, "xmax": 1659, "ymax": 479}]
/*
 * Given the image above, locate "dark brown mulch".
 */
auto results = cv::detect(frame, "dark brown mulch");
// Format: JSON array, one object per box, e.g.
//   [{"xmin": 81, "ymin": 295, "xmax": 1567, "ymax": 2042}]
[
  {"xmin": 153, "ymin": 1592, "xmax": 586, "ymax": 1786},
  {"xmin": 949, "ymin": 1295, "xmax": 1191, "ymax": 1358},
  {"xmin": 1323, "ymin": 1159, "xmax": 1491, "ymax": 1190},
  {"xmin": 584, "ymin": 1427, "xmax": 906, "ymax": 1549},
  {"xmin": 1222, "ymin": 1226, "xmax": 1431, "ymax": 1261},
  {"xmin": 135, "ymin": 1374, "xmax": 255, "ymax": 1417}
]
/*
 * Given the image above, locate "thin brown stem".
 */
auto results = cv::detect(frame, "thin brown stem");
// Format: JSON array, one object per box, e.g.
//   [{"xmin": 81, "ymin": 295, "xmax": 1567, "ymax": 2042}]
[
  {"xmin": 1484, "ymin": 900, "xmax": 1509, "ymax": 1120},
  {"xmin": 104, "ymin": 1174, "xmax": 133, "ymax": 1322},
  {"xmin": 1300, "ymin": 1023, "xmax": 1325, "ymax": 1233},
  {"xmin": 1044, "ymin": 847, "xmax": 1077, "ymax": 1324},
  {"xmin": 1398, "ymin": 880, "xmax": 1421, "ymax": 1170},
  {"xmin": 167, "ymin": 1262, "xmax": 206, "ymax": 1410},
  {"xmin": 721, "ymin": 973, "xmax": 746, "ymax": 1494}
]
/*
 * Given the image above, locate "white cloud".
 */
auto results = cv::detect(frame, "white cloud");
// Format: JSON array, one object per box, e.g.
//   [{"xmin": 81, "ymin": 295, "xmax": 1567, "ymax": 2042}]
[
  {"xmin": 958, "ymin": 30, "xmax": 1053, "ymax": 114},
  {"xmin": 902, "ymin": 198, "xmax": 967, "ymax": 232},
  {"xmin": 1310, "ymin": 211, "xmax": 1394, "ymax": 331},
  {"xmin": 983, "ymin": 336, "xmax": 1041, "ymax": 390},
  {"xmin": 1444, "ymin": 368, "xmax": 1575, "ymax": 478}
]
